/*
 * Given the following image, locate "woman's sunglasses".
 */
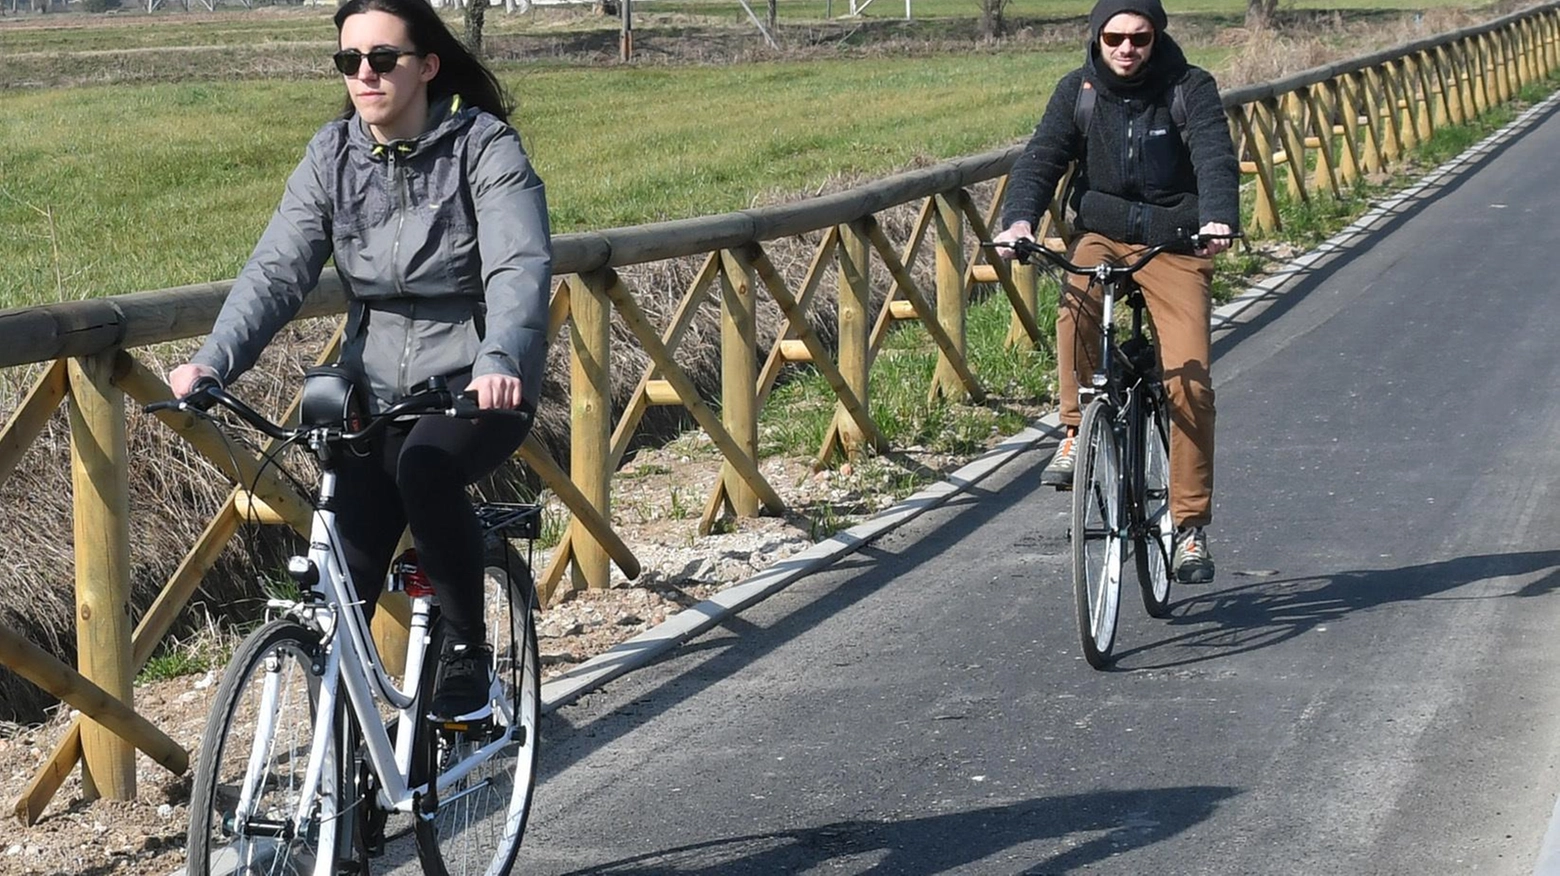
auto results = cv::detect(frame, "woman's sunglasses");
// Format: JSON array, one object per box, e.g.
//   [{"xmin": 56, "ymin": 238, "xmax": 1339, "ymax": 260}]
[
  {"xmin": 333, "ymin": 48, "xmax": 418, "ymax": 76},
  {"xmin": 1100, "ymin": 31, "xmax": 1154, "ymax": 48}
]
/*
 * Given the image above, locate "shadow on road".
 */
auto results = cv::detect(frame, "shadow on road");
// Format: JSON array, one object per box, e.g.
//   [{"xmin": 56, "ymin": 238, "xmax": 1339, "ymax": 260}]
[
  {"xmin": 1110, "ymin": 548, "xmax": 1560, "ymax": 669},
  {"xmin": 554, "ymin": 785, "xmax": 1239, "ymax": 875},
  {"xmin": 539, "ymin": 481, "xmax": 1044, "ymax": 773}
]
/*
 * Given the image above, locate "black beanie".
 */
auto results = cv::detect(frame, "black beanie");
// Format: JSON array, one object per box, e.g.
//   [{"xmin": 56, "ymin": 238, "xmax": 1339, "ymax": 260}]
[{"xmin": 1088, "ymin": 0, "xmax": 1168, "ymax": 40}]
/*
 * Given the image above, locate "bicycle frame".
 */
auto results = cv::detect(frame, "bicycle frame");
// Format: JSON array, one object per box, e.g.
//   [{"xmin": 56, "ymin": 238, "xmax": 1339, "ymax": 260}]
[
  {"xmin": 1084, "ymin": 275, "xmax": 1163, "ymax": 539},
  {"xmin": 233, "ymin": 464, "xmax": 519, "ymax": 871}
]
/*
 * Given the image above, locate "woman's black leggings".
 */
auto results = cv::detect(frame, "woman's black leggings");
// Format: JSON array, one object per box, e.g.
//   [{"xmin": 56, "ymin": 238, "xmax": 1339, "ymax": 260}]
[{"xmin": 331, "ymin": 411, "xmax": 532, "ymax": 646}]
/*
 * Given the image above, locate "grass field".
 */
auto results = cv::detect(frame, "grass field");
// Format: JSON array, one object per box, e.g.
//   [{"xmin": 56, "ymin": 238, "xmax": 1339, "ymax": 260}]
[
  {"xmin": 0, "ymin": 0, "xmax": 1499, "ymax": 307},
  {"xmin": 0, "ymin": 48, "xmax": 1113, "ymax": 306}
]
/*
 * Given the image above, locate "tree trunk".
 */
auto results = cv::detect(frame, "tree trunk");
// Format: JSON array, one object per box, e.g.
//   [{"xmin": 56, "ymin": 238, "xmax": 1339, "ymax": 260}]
[
  {"xmin": 978, "ymin": 0, "xmax": 1004, "ymax": 38},
  {"xmin": 1244, "ymin": 0, "xmax": 1277, "ymax": 28},
  {"xmin": 767, "ymin": 0, "xmax": 776, "ymax": 30},
  {"xmin": 465, "ymin": 0, "xmax": 486, "ymax": 57}
]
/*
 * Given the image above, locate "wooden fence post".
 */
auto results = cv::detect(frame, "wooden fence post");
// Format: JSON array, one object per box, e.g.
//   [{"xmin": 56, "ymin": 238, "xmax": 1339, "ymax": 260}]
[
  {"xmin": 718, "ymin": 249, "xmax": 760, "ymax": 516},
  {"xmin": 835, "ymin": 219, "xmax": 872, "ymax": 458},
  {"xmin": 569, "ymin": 271, "xmax": 612, "ymax": 591},
  {"xmin": 1243, "ymin": 105, "xmax": 1281, "ymax": 230},
  {"xmin": 66, "ymin": 352, "xmax": 135, "ymax": 801},
  {"xmin": 1331, "ymin": 77, "xmax": 1362, "ymax": 186},
  {"xmin": 1005, "ymin": 261, "xmax": 1039, "ymax": 350},
  {"xmin": 929, "ymin": 192, "xmax": 967, "ymax": 403}
]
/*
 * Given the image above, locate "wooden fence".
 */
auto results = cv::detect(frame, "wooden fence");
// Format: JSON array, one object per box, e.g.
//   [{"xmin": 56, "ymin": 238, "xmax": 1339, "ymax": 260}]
[{"xmin": 1, "ymin": 2, "xmax": 1555, "ymax": 822}]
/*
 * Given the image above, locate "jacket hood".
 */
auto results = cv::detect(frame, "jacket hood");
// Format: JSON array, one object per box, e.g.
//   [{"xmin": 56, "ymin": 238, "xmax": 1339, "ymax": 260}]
[{"xmin": 347, "ymin": 94, "xmax": 479, "ymax": 159}]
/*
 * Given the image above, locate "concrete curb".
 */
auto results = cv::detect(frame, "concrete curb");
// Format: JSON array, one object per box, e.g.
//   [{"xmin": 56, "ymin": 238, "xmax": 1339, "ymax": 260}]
[{"xmin": 539, "ymin": 87, "xmax": 1560, "ymax": 718}]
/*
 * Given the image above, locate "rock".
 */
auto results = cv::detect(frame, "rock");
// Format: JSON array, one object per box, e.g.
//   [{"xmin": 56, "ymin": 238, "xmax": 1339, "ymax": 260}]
[{"xmin": 537, "ymin": 620, "xmax": 584, "ymax": 639}]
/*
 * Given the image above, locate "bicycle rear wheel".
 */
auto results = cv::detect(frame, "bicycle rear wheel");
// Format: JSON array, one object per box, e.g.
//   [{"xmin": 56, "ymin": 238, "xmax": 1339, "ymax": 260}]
[
  {"xmin": 413, "ymin": 539, "xmax": 540, "ymax": 876},
  {"xmin": 1072, "ymin": 398, "xmax": 1125, "ymax": 669},
  {"xmin": 187, "ymin": 619, "xmax": 350, "ymax": 876},
  {"xmin": 1135, "ymin": 395, "xmax": 1174, "ymax": 618}
]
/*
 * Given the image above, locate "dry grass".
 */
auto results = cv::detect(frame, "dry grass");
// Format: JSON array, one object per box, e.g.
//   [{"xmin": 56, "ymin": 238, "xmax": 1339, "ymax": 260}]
[{"xmin": 1216, "ymin": 7, "xmax": 1495, "ymax": 88}]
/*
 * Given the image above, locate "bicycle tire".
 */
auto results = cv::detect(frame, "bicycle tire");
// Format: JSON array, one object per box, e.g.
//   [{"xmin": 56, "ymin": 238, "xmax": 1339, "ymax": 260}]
[
  {"xmin": 187, "ymin": 619, "xmax": 352, "ymax": 876},
  {"xmin": 413, "ymin": 538, "xmax": 541, "ymax": 876},
  {"xmin": 1072, "ymin": 398, "xmax": 1124, "ymax": 669},
  {"xmin": 1135, "ymin": 394, "xmax": 1174, "ymax": 618}
]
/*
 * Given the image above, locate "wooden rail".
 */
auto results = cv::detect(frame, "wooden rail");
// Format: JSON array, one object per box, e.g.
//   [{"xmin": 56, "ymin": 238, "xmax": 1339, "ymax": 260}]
[{"xmin": 0, "ymin": 3, "xmax": 1556, "ymax": 821}]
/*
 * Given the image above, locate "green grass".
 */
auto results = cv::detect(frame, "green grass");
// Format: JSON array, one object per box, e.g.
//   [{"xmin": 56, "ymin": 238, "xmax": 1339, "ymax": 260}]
[
  {"xmin": 759, "ymin": 285, "xmax": 1058, "ymax": 459},
  {"xmin": 0, "ymin": 47, "xmax": 1129, "ymax": 307}
]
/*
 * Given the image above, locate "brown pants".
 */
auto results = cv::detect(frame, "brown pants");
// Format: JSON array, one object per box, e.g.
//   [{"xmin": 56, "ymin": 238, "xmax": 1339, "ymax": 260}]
[{"xmin": 1056, "ymin": 233, "xmax": 1216, "ymax": 529}]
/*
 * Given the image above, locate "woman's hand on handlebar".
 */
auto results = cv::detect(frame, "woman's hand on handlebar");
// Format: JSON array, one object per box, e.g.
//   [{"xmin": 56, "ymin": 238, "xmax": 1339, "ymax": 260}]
[
  {"xmin": 1195, "ymin": 222, "xmax": 1235, "ymax": 257},
  {"xmin": 468, "ymin": 373, "xmax": 524, "ymax": 410},
  {"xmin": 169, "ymin": 363, "xmax": 220, "ymax": 398},
  {"xmin": 992, "ymin": 221, "xmax": 1035, "ymax": 261}
]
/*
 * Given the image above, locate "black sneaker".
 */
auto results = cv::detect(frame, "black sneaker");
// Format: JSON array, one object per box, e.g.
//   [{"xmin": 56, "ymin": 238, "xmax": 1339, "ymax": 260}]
[
  {"xmin": 1173, "ymin": 527, "xmax": 1216, "ymax": 584},
  {"xmin": 428, "ymin": 641, "xmax": 494, "ymax": 722}
]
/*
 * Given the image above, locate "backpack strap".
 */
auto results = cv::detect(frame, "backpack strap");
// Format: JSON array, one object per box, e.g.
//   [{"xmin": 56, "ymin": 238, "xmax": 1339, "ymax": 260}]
[
  {"xmin": 1073, "ymin": 79, "xmax": 1098, "ymax": 140},
  {"xmin": 1170, "ymin": 81, "xmax": 1189, "ymax": 147}
]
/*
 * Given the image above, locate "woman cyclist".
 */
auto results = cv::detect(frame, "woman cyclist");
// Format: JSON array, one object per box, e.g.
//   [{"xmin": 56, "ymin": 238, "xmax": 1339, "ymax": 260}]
[{"xmin": 169, "ymin": 0, "xmax": 551, "ymax": 722}]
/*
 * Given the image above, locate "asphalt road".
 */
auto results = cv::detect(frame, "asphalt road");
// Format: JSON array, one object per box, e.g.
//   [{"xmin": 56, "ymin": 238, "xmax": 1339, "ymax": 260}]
[{"xmin": 371, "ymin": 101, "xmax": 1560, "ymax": 875}]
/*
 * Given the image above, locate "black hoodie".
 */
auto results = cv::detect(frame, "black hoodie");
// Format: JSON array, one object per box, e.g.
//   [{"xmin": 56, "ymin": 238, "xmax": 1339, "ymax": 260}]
[{"xmin": 999, "ymin": 0, "xmax": 1240, "ymax": 245}]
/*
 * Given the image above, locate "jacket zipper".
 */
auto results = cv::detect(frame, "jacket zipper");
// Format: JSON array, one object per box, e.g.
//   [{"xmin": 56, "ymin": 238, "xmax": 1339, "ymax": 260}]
[{"xmin": 391, "ymin": 149, "xmax": 416, "ymax": 396}]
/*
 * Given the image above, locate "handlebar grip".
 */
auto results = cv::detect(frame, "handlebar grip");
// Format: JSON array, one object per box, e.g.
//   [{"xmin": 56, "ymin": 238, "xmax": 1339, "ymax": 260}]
[{"xmin": 454, "ymin": 392, "xmax": 535, "ymax": 425}]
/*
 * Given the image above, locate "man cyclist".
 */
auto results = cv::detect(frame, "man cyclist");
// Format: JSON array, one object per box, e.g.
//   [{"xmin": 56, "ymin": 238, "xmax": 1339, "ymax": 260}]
[{"xmin": 993, "ymin": 0, "xmax": 1239, "ymax": 584}]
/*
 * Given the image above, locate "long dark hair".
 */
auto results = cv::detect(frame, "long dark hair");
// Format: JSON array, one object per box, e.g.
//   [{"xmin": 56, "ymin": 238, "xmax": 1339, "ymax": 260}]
[{"xmin": 333, "ymin": 0, "xmax": 513, "ymax": 124}]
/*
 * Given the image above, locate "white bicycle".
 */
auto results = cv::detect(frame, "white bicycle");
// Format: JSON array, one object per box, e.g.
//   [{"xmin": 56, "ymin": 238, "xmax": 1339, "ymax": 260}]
[{"xmin": 150, "ymin": 371, "xmax": 541, "ymax": 876}]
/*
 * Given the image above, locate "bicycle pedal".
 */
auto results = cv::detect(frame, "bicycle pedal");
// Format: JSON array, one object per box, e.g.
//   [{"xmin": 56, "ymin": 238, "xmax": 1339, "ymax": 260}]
[{"xmin": 428, "ymin": 715, "xmax": 494, "ymax": 734}]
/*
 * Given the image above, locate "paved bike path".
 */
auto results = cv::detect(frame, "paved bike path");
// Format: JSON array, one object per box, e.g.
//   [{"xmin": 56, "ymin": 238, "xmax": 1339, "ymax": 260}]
[{"xmin": 370, "ymin": 97, "xmax": 1560, "ymax": 874}]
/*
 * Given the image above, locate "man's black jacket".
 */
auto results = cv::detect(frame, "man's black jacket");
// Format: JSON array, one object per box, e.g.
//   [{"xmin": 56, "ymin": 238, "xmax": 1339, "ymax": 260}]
[{"xmin": 1000, "ymin": 34, "xmax": 1241, "ymax": 245}]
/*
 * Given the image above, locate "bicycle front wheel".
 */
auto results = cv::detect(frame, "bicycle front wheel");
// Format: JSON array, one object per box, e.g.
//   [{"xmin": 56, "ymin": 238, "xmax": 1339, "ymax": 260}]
[
  {"xmin": 1135, "ymin": 395, "xmax": 1174, "ymax": 618},
  {"xmin": 187, "ymin": 619, "xmax": 348, "ymax": 876},
  {"xmin": 414, "ymin": 539, "xmax": 541, "ymax": 876},
  {"xmin": 1072, "ymin": 399, "xmax": 1125, "ymax": 669}
]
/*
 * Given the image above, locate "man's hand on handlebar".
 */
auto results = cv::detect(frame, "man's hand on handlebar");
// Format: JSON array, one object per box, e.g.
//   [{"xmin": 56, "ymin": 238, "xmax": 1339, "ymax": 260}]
[
  {"xmin": 1195, "ymin": 222, "xmax": 1235, "ymax": 257},
  {"xmin": 992, "ymin": 221, "xmax": 1036, "ymax": 261}
]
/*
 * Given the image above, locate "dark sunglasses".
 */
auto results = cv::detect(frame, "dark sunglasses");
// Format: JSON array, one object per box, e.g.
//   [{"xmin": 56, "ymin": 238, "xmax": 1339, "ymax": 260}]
[
  {"xmin": 332, "ymin": 48, "xmax": 418, "ymax": 76},
  {"xmin": 1101, "ymin": 31, "xmax": 1154, "ymax": 48}
]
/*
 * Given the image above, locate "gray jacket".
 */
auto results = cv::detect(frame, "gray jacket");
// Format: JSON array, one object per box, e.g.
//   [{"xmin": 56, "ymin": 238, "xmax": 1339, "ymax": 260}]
[{"xmin": 193, "ymin": 97, "xmax": 552, "ymax": 410}]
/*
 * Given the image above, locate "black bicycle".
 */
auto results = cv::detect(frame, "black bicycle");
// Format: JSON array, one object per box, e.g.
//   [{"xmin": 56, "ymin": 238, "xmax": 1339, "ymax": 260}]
[
  {"xmin": 147, "ymin": 370, "xmax": 541, "ymax": 876},
  {"xmin": 990, "ymin": 232, "xmax": 1237, "ymax": 668}
]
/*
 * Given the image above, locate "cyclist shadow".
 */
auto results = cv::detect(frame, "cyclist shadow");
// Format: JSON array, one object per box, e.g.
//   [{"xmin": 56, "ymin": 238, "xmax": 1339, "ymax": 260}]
[
  {"xmin": 1109, "ymin": 549, "xmax": 1560, "ymax": 670},
  {"xmin": 554, "ymin": 785, "xmax": 1238, "ymax": 875},
  {"xmin": 537, "ymin": 487, "xmax": 1012, "ymax": 772}
]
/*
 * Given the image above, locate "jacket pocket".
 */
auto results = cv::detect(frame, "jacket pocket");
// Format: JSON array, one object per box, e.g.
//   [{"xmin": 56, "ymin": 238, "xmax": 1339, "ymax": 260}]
[{"xmin": 1143, "ymin": 127, "xmax": 1188, "ymax": 192}]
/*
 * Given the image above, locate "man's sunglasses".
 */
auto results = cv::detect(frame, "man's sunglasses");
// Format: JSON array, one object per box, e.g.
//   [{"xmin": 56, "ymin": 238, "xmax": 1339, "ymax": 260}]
[
  {"xmin": 1101, "ymin": 31, "xmax": 1154, "ymax": 48},
  {"xmin": 333, "ymin": 48, "xmax": 418, "ymax": 76}
]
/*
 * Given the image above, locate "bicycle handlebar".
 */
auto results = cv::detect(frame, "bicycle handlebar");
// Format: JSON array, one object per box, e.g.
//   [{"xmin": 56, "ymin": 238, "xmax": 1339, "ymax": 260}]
[
  {"xmin": 144, "ymin": 376, "xmax": 531, "ymax": 444},
  {"xmin": 981, "ymin": 231, "xmax": 1243, "ymax": 280}
]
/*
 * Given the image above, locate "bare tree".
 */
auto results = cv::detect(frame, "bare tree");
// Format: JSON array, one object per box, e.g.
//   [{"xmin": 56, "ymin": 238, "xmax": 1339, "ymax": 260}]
[
  {"xmin": 978, "ymin": 0, "xmax": 1010, "ymax": 38},
  {"xmin": 465, "ymin": 0, "xmax": 487, "ymax": 57},
  {"xmin": 1245, "ymin": 0, "xmax": 1278, "ymax": 28}
]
